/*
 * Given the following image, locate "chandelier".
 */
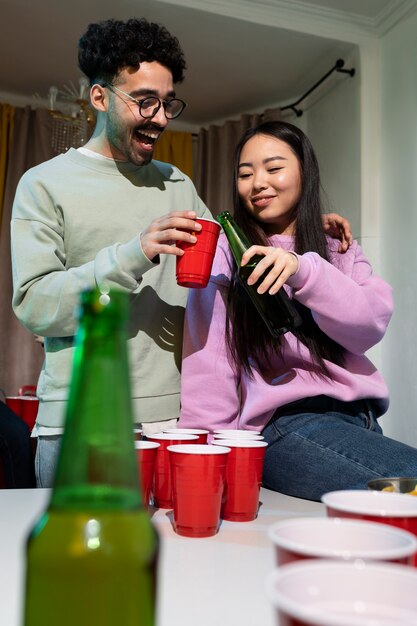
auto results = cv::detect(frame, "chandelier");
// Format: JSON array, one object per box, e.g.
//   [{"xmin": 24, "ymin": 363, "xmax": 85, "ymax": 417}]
[{"xmin": 46, "ymin": 78, "xmax": 95, "ymax": 154}]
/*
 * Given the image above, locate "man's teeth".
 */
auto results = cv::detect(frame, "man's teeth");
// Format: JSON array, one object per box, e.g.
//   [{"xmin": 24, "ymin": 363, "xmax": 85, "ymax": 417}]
[{"xmin": 135, "ymin": 130, "xmax": 159, "ymax": 141}]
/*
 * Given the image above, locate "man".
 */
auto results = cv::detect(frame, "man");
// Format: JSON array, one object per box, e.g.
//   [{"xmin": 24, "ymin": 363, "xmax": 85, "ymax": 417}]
[
  {"xmin": 11, "ymin": 18, "xmax": 350, "ymax": 487},
  {"xmin": 11, "ymin": 18, "xmax": 211, "ymax": 487}
]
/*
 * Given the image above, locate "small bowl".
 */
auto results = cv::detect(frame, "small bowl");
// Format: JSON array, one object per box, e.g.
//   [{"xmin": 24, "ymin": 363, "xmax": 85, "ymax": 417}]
[
  {"xmin": 321, "ymin": 489, "xmax": 417, "ymax": 538},
  {"xmin": 266, "ymin": 560, "xmax": 417, "ymax": 626},
  {"xmin": 268, "ymin": 517, "xmax": 417, "ymax": 566},
  {"xmin": 368, "ymin": 477, "xmax": 417, "ymax": 495}
]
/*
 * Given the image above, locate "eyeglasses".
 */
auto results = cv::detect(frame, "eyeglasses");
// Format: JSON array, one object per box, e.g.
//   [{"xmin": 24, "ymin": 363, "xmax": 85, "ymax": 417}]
[{"xmin": 105, "ymin": 82, "xmax": 186, "ymax": 120}]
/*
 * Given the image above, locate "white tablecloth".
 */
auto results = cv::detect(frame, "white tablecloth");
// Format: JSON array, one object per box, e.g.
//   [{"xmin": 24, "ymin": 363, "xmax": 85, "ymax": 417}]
[{"xmin": 0, "ymin": 487, "xmax": 324, "ymax": 626}]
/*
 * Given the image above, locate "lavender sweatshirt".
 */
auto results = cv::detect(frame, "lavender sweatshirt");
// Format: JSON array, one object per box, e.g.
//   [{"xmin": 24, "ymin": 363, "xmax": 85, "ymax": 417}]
[{"xmin": 179, "ymin": 233, "xmax": 393, "ymax": 433}]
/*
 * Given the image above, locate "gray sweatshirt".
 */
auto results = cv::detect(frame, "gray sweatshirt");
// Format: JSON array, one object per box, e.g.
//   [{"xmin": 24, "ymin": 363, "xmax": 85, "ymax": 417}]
[{"xmin": 11, "ymin": 148, "xmax": 211, "ymax": 428}]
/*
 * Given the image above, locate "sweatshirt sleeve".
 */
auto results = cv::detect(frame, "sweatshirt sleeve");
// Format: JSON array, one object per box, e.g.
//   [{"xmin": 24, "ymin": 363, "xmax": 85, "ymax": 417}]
[
  {"xmin": 11, "ymin": 171, "xmax": 156, "ymax": 337},
  {"xmin": 179, "ymin": 267, "xmax": 241, "ymax": 432},
  {"xmin": 286, "ymin": 241, "xmax": 393, "ymax": 354}
]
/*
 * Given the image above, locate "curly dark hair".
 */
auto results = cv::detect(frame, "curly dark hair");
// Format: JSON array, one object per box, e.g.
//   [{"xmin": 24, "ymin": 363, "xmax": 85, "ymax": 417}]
[{"xmin": 78, "ymin": 18, "xmax": 186, "ymax": 85}]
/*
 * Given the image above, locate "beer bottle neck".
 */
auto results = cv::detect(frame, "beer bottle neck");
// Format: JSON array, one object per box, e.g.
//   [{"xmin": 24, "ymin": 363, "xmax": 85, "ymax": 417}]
[
  {"xmin": 217, "ymin": 211, "xmax": 251, "ymax": 267},
  {"xmin": 50, "ymin": 290, "xmax": 142, "ymax": 512}
]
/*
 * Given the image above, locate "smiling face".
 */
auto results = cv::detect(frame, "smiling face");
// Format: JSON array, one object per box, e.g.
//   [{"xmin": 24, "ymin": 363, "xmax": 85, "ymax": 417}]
[
  {"xmin": 97, "ymin": 61, "xmax": 175, "ymax": 165},
  {"xmin": 237, "ymin": 133, "xmax": 302, "ymax": 235}
]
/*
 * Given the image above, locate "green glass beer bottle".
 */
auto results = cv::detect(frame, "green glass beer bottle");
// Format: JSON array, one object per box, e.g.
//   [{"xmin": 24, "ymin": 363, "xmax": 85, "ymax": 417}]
[
  {"xmin": 217, "ymin": 211, "xmax": 302, "ymax": 337},
  {"xmin": 23, "ymin": 289, "xmax": 158, "ymax": 626}
]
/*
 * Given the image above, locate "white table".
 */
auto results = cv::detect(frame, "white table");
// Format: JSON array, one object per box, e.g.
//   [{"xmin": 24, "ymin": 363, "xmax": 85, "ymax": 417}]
[{"xmin": 0, "ymin": 488, "xmax": 325, "ymax": 626}]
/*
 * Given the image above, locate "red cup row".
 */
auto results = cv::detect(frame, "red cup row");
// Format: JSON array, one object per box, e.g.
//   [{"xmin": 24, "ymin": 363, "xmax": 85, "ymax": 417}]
[{"xmin": 136, "ymin": 432, "xmax": 267, "ymax": 538}]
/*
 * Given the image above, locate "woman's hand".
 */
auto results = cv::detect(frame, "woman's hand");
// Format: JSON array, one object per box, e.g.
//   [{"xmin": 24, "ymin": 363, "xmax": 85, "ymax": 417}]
[
  {"xmin": 241, "ymin": 246, "xmax": 299, "ymax": 295},
  {"xmin": 322, "ymin": 213, "xmax": 353, "ymax": 252}
]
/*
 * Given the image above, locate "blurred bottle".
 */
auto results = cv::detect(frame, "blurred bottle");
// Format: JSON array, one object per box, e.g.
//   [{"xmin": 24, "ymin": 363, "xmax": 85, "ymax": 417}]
[
  {"xmin": 23, "ymin": 289, "xmax": 158, "ymax": 626},
  {"xmin": 217, "ymin": 211, "xmax": 302, "ymax": 337}
]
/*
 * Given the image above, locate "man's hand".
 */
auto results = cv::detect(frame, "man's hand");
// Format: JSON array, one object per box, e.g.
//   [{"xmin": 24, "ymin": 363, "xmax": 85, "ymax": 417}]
[
  {"xmin": 322, "ymin": 213, "xmax": 353, "ymax": 253},
  {"xmin": 140, "ymin": 211, "xmax": 202, "ymax": 261}
]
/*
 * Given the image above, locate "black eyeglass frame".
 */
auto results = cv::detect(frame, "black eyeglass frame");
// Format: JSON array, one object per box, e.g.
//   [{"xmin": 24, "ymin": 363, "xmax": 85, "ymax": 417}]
[{"xmin": 104, "ymin": 82, "xmax": 187, "ymax": 120}]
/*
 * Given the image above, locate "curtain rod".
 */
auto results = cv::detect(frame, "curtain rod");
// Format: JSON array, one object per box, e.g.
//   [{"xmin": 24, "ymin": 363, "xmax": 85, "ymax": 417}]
[
  {"xmin": 191, "ymin": 58, "xmax": 355, "ymax": 134},
  {"xmin": 280, "ymin": 58, "xmax": 355, "ymax": 118}
]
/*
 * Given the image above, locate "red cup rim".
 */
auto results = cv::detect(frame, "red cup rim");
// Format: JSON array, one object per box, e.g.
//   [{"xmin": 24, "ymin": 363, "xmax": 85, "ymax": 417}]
[
  {"xmin": 322, "ymin": 489, "xmax": 417, "ymax": 517},
  {"xmin": 214, "ymin": 429, "xmax": 262, "ymax": 435},
  {"xmin": 268, "ymin": 517, "xmax": 417, "ymax": 560},
  {"xmin": 196, "ymin": 217, "xmax": 221, "ymax": 227},
  {"xmin": 167, "ymin": 444, "xmax": 231, "ymax": 455},
  {"xmin": 135, "ymin": 441, "xmax": 160, "ymax": 450},
  {"xmin": 212, "ymin": 439, "xmax": 268, "ymax": 448},
  {"xmin": 146, "ymin": 433, "xmax": 198, "ymax": 441},
  {"xmin": 213, "ymin": 433, "xmax": 264, "ymax": 439}
]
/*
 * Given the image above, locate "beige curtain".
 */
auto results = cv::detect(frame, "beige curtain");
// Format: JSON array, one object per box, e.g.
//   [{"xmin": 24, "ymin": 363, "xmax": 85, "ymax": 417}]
[
  {"xmin": 153, "ymin": 130, "xmax": 193, "ymax": 179},
  {"xmin": 0, "ymin": 107, "xmax": 53, "ymax": 395},
  {"xmin": 0, "ymin": 104, "xmax": 15, "ymax": 237},
  {"xmin": 194, "ymin": 108, "xmax": 283, "ymax": 216}
]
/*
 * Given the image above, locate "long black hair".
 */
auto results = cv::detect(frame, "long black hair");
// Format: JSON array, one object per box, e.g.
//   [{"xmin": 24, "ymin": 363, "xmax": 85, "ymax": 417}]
[{"xmin": 226, "ymin": 120, "xmax": 345, "ymax": 376}]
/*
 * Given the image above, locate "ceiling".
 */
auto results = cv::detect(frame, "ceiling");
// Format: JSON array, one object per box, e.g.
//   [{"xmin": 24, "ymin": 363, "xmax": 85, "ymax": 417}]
[{"xmin": 0, "ymin": 0, "xmax": 413, "ymax": 129}]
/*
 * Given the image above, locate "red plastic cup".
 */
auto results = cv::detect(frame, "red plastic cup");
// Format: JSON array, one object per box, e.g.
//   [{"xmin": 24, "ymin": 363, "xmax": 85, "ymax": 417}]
[
  {"xmin": 322, "ymin": 490, "xmax": 417, "ymax": 537},
  {"xmin": 20, "ymin": 396, "xmax": 39, "ymax": 430},
  {"xmin": 135, "ymin": 441, "xmax": 160, "ymax": 507},
  {"xmin": 176, "ymin": 218, "xmax": 221, "ymax": 288},
  {"xmin": 268, "ymin": 517, "xmax": 417, "ymax": 567},
  {"xmin": 163, "ymin": 428, "xmax": 209, "ymax": 444},
  {"xmin": 266, "ymin": 560, "xmax": 417, "ymax": 626},
  {"xmin": 146, "ymin": 433, "xmax": 198, "ymax": 508},
  {"xmin": 5, "ymin": 396, "xmax": 22, "ymax": 417},
  {"xmin": 213, "ymin": 439, "xmax": 268, "ymax": 522},
  {"xmin": 168, "ymin": 444, "xmax": 231, "ymax": 537}
]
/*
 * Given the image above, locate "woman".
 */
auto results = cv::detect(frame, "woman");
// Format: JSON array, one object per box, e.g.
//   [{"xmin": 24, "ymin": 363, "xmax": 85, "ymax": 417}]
[{"xmin": 179, "ymin": 120, "xmax": 417, "ymax": 501}]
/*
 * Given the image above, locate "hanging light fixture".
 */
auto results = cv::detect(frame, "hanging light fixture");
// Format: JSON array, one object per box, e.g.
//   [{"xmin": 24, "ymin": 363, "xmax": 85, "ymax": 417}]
[{"xmin": 46, "ymin": 77, "xmax": 95, "ymax": 154}]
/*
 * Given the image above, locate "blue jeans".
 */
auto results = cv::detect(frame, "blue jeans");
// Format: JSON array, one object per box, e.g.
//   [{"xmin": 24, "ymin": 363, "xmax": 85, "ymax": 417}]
[
  {"xmin": 35, "ymin": 435, "xmax": 62, "ymax": 488},
  {"xmin": 262, "ymin": 395, "xmax": 417, "ymax": 502}
]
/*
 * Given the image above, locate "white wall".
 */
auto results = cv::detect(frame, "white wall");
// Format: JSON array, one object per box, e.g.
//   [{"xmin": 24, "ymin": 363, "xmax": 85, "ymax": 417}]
[
  {"xmin": 378, "ymin": 10, "xmax": 417, "ymax": 445},
  {"xmin": 306, "ymin": 48, "xmax": 361, "ymax": 240},
  {"xmin": 299, "ymin": 25, "xmax": 417, "ymax": 446}
]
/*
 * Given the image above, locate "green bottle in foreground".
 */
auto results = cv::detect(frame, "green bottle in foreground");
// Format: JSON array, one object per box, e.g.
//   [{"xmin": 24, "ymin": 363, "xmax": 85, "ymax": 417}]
[
  {"xmin": 217, "ymin": 211, "xmax": 302, "ymax": 337},
  {"xmin": 23, "ymin": 289, "xmax": 158, "ymax": 626}
]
